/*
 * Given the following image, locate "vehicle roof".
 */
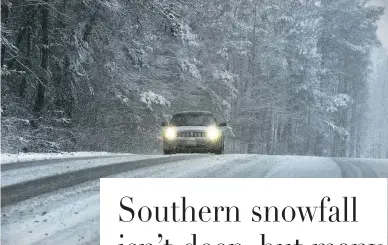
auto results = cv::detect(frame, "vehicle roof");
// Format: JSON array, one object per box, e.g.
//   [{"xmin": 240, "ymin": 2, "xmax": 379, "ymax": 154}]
[{"xmin": 172, "ymin": 111, "xmax": 214, "ymax": 116}]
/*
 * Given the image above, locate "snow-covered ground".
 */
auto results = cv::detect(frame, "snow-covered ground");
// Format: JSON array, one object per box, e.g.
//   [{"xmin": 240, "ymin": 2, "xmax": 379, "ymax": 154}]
[
  {"xmin": 0, "ymin": 152, "xmax": 133, "ymax": 165},
  {"xmin": 1, "ymin": 154, "xmax": 388, "ymax": 245}
]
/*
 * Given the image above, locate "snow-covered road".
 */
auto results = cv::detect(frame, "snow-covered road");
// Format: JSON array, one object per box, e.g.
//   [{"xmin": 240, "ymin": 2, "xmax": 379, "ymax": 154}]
[{"xmin": 1, "ymin": 154, "xmax": 388, "ymax": 244}]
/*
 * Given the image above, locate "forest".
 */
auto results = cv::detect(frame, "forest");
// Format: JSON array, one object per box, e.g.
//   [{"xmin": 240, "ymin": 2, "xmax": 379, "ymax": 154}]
[{"xmin": 1, "ymin": 0, "xmax": 387, "ymax": 158}]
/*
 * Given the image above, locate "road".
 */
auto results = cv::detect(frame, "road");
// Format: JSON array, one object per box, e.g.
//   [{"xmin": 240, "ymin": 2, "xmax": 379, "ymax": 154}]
[{"xmin": 1, "ymin": 154, "xmax": 388, "ymax": 244}]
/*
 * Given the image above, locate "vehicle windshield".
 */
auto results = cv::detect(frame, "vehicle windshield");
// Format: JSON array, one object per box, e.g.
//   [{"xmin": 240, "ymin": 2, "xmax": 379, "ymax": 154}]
[{"xmin": 170, "ymin": 114, "xmax": 216, "ymax": 126}]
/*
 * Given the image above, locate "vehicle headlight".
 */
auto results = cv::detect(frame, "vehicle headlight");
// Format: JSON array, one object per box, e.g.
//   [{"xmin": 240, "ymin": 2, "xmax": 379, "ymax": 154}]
[
  {"xmin": 164, "ymin": 127, "xmax": 177, "ymax": 140},
  {"xmin": 206, "ymin": 126, "xmax": 221, "ymax": 141}
]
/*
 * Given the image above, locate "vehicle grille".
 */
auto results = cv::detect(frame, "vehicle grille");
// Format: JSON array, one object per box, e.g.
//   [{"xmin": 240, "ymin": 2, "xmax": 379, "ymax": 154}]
[{"xmin": 178, "ymin": 132, "xmax": 205, "ymax": 137}]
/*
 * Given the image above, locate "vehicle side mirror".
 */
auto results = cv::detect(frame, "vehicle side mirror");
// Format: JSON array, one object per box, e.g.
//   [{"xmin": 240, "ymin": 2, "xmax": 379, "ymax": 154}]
[
  {"xmin": 218, "ymin": 122, "xmax": 227, "ymax": 127},
  {"xmin": 161, "ymin": 121, "xmax": 167, "ymax": 126}
]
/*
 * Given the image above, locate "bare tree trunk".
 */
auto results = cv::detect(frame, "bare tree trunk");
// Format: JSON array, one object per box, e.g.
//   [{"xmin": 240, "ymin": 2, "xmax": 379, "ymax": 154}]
[
  {"xmin": 332, "ymin": 58, "xmax": 348, "ymax": 157},
  {"xmin": 19, "ymin": 26, "xmax": 31, "ymax": 98},
  {"xmin": 6, "ymin": 7, "xmax": 38, "ymax": 70},
  {"xmin": 349, "ymin": 100, "xmax": 357, "ymax": 157},
  {"xmin": 34, "ymin": 1, "xmax": 50, "ymax": 114},
  {"xmin": 243, "ymin": 1, "xmax": 257, "ymax": 94},
  {"xmin": 1, "ymin": 2, "xmax": 9, "ymax": 67},
  {"xmin": 304, "ymin": 104, "xmax": 311, "ymax": 155},
  {"xmin": 355, "ymin": 126, "xmax": 362, "ymax": 158}
]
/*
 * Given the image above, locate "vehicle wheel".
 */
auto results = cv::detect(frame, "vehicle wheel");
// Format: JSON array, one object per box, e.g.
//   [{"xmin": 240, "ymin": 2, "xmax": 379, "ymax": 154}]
[
  {"xmin": 163, "ymin": 149, "xmax": 175, "ymax": 155},
  {"xmin": 214, "ymin": 142, "xmax": 224, "ymax": 155}
]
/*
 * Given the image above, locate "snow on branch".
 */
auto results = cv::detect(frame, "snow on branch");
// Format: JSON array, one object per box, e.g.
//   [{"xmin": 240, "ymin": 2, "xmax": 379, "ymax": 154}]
[
  {"xmin": 140, "ymin": 91, "xmax": 171, "ymax": 111},
  {"xmin": 324, "ymin": 120, "xmax": 349, "ymax": 139},
  {"xmin": 326, "ymin": 94, "xmax": 352, "ymax": 112},
  {"xmin": 180, "ymin": 58, "xmax": 201, "ymax": 79}
]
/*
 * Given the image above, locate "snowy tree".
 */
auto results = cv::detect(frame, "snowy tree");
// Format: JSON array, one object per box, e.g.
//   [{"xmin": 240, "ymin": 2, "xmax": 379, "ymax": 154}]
[{"xmin": 1, "ymin": 0, "xmax": 385, "ymax": 157}]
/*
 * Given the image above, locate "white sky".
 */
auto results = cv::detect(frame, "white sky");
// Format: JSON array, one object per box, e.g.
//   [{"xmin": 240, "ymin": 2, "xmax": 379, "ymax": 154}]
[{"xmin": 372, "ymin": 0, "xmax": 388, "ymax": 50}]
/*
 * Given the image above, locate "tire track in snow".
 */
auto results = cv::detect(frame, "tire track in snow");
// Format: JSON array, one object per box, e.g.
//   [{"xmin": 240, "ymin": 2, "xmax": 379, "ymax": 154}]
[
  {"xmin": 333, "ymin": 158, "xmax": 378, "ymax": 177},
  {"xmin": 1, "ymin": 155, "xmax": 132, "ymax": 171},
  {"xmin": 1, "ymin": 155, "xmax": 206, "ymax": 206}
]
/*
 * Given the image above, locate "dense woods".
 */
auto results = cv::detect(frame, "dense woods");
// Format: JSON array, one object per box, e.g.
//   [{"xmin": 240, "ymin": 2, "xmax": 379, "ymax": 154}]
[{"xmin": 1, "ymin": 0, "xmax": 386, "ymax": 157}]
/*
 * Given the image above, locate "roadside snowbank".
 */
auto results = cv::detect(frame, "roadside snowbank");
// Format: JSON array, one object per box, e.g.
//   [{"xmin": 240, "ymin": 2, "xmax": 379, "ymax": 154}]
[{"xmin": 0, "ymin": 152, "xmax": 133, "ymax": 165}]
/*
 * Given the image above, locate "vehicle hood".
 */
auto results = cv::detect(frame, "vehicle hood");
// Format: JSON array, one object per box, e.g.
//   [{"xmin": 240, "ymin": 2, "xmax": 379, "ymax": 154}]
[{"xmin": 174, "ymin": 126, "xmax": 209, "ymax": 132}]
